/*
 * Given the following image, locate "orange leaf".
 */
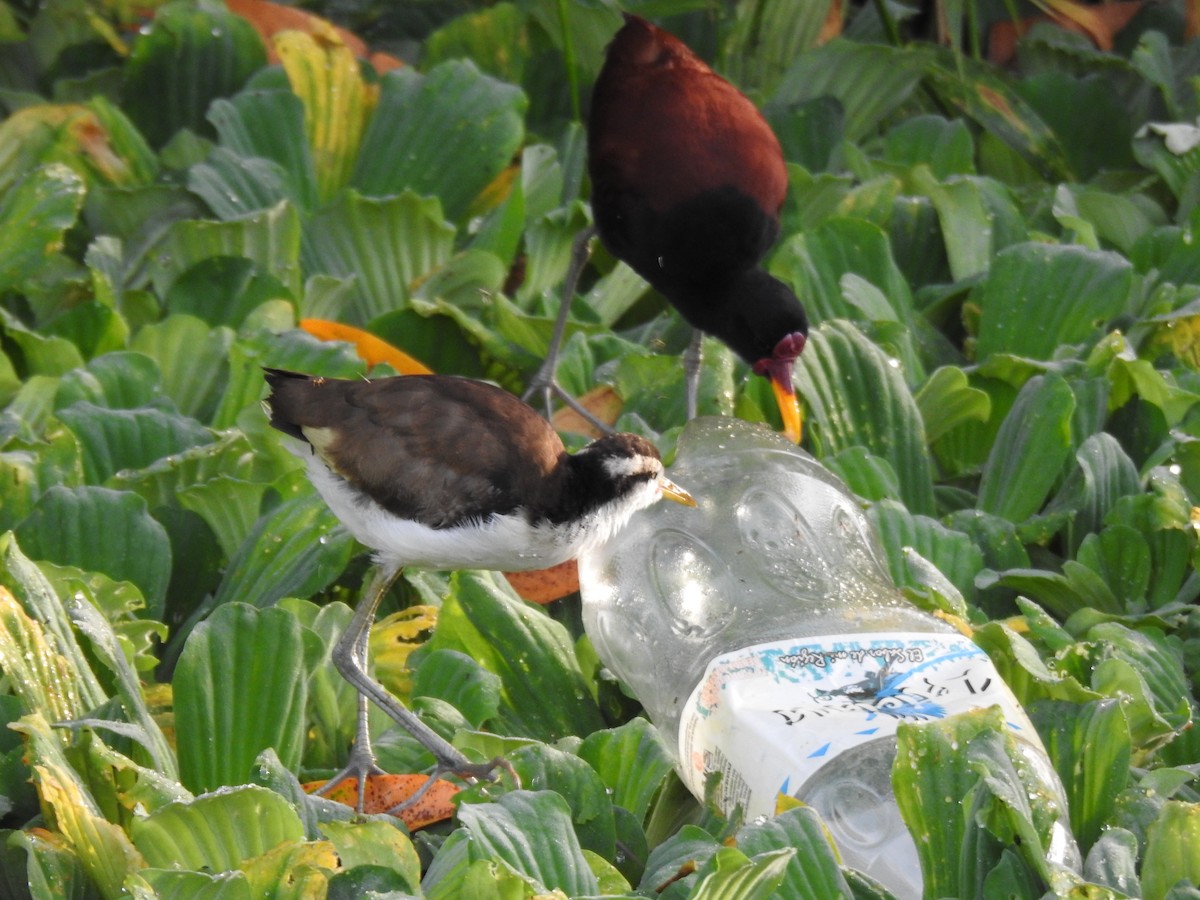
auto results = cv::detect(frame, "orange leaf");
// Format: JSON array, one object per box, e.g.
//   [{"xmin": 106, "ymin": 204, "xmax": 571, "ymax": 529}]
[
  {"xmin": 300, "ymin": 319, "xmax": 433, "ymax": 374},
  {"xmin": 304, "ymin": 773, "xmax": 459, "ymax": 829},
  {"xmin": 504, "ymin": 559, "xmax": 580, "ymax": 604}
]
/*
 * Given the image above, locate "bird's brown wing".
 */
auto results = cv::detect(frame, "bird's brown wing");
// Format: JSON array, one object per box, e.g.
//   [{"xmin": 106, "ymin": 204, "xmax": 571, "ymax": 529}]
[{"xmin": 265, "ymin": 371, "xmax": 566, "ymax": 528}]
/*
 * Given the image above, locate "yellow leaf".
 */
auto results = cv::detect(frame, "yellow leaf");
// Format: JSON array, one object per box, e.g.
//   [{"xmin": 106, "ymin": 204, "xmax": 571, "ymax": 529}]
[
  {"xmin": 274, "ymin": 29, "xmax": 375, "ymax": 202},
  {"xmin": 369, "ymin": 604, "xmax": 439, "ymax": 699},
  {"xmin": 0, "ymin": 587, "xmax": 86, "ymax": 724},
  {"xmin": 35, "ymin": 762, "xmax": 146, "ymax": 900}
]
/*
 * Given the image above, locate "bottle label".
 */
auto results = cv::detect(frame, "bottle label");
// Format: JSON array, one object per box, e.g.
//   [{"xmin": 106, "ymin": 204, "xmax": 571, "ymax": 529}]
[{"xmin": 677, "ymin": 631, "xmax": 1037, "ymax": 817}]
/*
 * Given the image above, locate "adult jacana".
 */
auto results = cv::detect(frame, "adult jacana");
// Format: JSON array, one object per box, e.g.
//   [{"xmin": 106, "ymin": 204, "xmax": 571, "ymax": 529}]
[
  {"xmin": 262, "ymin": 367, "xmax": 694, "ymax": 810},
  {"xmin": 588, "ymin": 13, "xmax": 807, "ymax": 440}
]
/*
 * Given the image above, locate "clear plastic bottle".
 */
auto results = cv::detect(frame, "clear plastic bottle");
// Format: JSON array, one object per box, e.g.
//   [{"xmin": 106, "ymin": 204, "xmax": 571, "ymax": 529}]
[{"xmin": 578, "ymin": 416, "xmax": 1076, "ymax": 897}]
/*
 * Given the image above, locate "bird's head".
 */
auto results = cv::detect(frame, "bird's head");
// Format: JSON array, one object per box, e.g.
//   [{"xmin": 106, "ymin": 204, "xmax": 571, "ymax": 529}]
[{"xmin": 722, "ymin": 271, "xmax": 808, "ymax": 443}]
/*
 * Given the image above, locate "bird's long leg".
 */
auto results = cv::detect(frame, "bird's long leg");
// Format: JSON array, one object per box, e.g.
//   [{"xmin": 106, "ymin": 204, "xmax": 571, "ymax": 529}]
[
  {"xmin": 313, "ymin": 607, "xmax": 385, "ymax": 812},
  {"xmin": 522, "ymin": 226, "xmax": 611, "ymax": 433},
  {"xmin": 683, "ymin": 329, "xmax": 704, "ymax": 420},
  {"xmin": 326, "ymin": 566, "xmax": 512, "ymax": 812}
]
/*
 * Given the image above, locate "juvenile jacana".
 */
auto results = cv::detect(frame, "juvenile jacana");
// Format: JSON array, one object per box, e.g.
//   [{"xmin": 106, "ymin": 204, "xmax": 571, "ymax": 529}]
[
  {"xmin": 262, "ymin": 367, "xmax": 694, "ymax": 809},
  {"xmin": 588, "ymin": 13, "xmax": 808, "ymax": 440}
]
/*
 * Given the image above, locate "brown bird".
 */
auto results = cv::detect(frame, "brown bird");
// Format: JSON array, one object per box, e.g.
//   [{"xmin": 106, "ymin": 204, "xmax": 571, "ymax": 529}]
[
  {"xmin": 262, "ymin": 367, "xmax": 694, "ymax": 809},
  {"xmin": 589, "ymin": 13, "xmax": 807, "ymax": 440},
  {"xmin": 527, "ymin": 14, "xmax": 807, "ymax": 441}
]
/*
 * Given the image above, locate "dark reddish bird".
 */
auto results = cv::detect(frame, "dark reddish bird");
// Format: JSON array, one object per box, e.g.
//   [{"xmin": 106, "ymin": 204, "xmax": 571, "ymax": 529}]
[{"xmin": 588, "ymin": 13, "xmax": 807, "ymax": 441}]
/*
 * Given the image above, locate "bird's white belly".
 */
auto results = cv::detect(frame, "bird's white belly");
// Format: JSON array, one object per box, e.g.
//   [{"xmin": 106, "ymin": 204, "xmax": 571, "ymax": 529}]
[{"xmin": 303, "ymin": 453, "xmax": 593, "ymax": 572}]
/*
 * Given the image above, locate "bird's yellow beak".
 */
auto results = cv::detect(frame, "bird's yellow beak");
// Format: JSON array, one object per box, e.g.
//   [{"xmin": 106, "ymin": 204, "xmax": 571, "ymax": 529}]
[
  {"xmin": 660, "ymin": 476, "xmax": 697, "ymax": 507},
  {"xmin": 771, "ymin": 376, "xmax": 804, "ymax": 444}
]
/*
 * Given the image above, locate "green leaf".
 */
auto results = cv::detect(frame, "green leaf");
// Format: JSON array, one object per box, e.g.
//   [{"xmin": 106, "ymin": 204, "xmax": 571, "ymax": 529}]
[
  {"xmin": 508, "ymin": 743, "xmax": 616, "ymax": 860},
  {"xmin": 1031, "ymin": 699, "xmax": 1129, "ymax": 854},
  {"xmin": 173, "ymin": 603, "xmax": 311, "ymax": 793},
  {"xmin": 212, "ymin": 491, "xmax": 356, "ymax": 611},
  {"xmin": 145, "ymin": 200, "xmax": 303, "ymax": 300},
  {"xmin": 977, "ymin": 373, "xmax": 1076, "ymax": 522},
  {"xmin": 915, "ymin": 365, "xmax": 991, "ymax": 444},
  {"xmin": 769, "ymin": 40, "xmax": 923, "ymax": 142},
  {"xmin": 456, "ymin": 790, "xmax": 600, "ymax": 896},
  {"xmin": 207, "ymin": 91, "xmax": 317, "ymax": 212},
  {"xmin": 412, "ymin": 648, "xmax": 502, "ymax": 729},
  {"xmin": 870, "ymin": 500, "xmax": 981, "ymax": 609},
  {"xmin": 130, "ymin": 784, "xmax": 305, "ymax": 871},
  {"xmin": 0, "ymin": 163, "xmax": 85, "ymax": 289},
  {"xmin": 14, "ymin": 486, "xmax": 172, "ymax": 618},
  {"xmin": 972, "ymin": 243, "xmax": 1133, "ymax": 361},
  {"xmin": 722, "ymin": 0, "xmax": 831, "ymax": 92},
  {"xmin": 129, "ymin": 315, "xmax": 234, "ymax": 422},
  {"xmin": 885, "ymin": 115, "xmax": 975, "ymax": 178},
  {"xmin": 428, "ymin": 572, "xmax": 607, "ymax": 741},
  {"xmin": 775, "ymin": 217, "xmax": 917, "ymax": 329},
  {"xmin": 577, "ymin": 718, "xmax": 676, "ymax": 825},
  {"xmin": 736, "ymin": 807, "xmax": 854, "ymax": 900},
  {"xmin": 1141, "ymin": 802, "xmax": 1200, "ymax": 900},
  {"xmin": 54, "ymin": 402, "xmax": 214, "ymax": 485},
  {"xmin": 122, "ymin": 2, "xmax": 267, "ymax": 148},
  {"xmin": 319, "ymin": 819, "xmax": 421, "ymax": 893},
  {"xmin": 353, "ymin": 61, "xmax": 527, "ymax": 223},
  {"xmin": 688, "ymin": 846, "xmax": 794, "ymax": 900},
  {"xmin": 794, "ymin": 320, "xmax": 937, "ymax": 515},
  {"xmin": 303, "ymin": 189, "xmax": 455, "ymax": 323},
  {"xmin": 1046, "ymin": 432, "xmax": 1142, "ymax": 555}
]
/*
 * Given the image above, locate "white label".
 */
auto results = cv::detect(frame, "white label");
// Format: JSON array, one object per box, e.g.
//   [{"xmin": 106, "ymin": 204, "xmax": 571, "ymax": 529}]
[{"xmin": 678, "ymin": 631, "xmax": 1038, "ymax": 817}]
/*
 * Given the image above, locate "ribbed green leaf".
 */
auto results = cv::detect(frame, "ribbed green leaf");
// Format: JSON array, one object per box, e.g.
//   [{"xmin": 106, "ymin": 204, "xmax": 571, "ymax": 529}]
[
  {"xmin": 212, "ymin": 492, "xmax": 356, "ymax": 611},
  {"xmin": 870, "ymin": 500, "xmax": 983, "ymax": 606},
  {"xmin": 274, "ymin": 29, "xmax": 369, "ymax": 204},
  {"xmin": 130, "ymin": 784, "xmax": 305, "ymax": 871},
  {"xmin": 972, "ymin": 243, "xmax": 1133, "ymax": 361},
  {"xmin": 690, "ymin": 847, "xmax": 793, "ymax": 900},
  {"xmin": 1075, "ymin": 525, "xmax": 1151, "ymax": 611},
  {"xmin": 770, "ymin": 40, "xmax": 923, "ymax": 142},
  {"xmin": 122, "ymin": 2, "xmax": 266, "ymax": 148},
  {"xmin": 916, "ymin": 365, "xmax": 991, "ymax": 445},
  {"xmin": 456, "ymin": 791, "xmax": 599, "ymax": 896},
  {"xmin": 885, "ymin": 115, "xmax": 975, "ymax": 177},
  {"xmin": 722, "ymin": 0, "xmax": 831, "ymax": 93},
  {"xmin": 187, "ymin": 147, "xmax": 291, "ymax": 220},
  {"xmin": 977, "ymin": 373, "xmax": 1075, "ymax": 522},
  {"xmin": 1032, "ymin": 699, "xmax": 1129, "ymax": 854},
  {"xmin": 207, "ymin": 90, "xmax": 318, "ymax": 212},
  {"xmin": 0, "ymin": 534, "xmax": 108, "ymax": 712},
  {"xmin": 145, "ymin": 201, "xmax": 303, "ymax": 300},
  {"xmin": 1046, "ymin": 432, "xmax": 1141, "ymax": 555},
  {"xmin": 173, "ymin": 603, "xmax": 311, "ymax": 793},
  {"xmin": 776, "ymin": 217, "xmax": 916, "ymax": 328},
  {"xmin": 924, "ymin": 48, "xmax": 1073, "ymax": 180},
  {"xmin": 303, "ymin": 189, "xmax": 455, "ymax": 323},
  {"xmin": 14, "ymin": 486, "xmax": 171, "ymax": 617},
  {"xmin": 428, "ymin": 572, "xmax": 607, "ymax": 741},
  {"xmin": 794, "ymin": 321, "xmax": 936, "ymax": 514},
  {"xmin": 129, "ymin": 315, "xmax": 234, "ymax": 423},
  {"xmin": 141, "ymin": 870, "xmax": 252, "ymax": 900},
  {"xmin": 508, "ymin": 744, "xmax": 616, "ymax": 860},
  {"xmin": 577, "ymin": 718, "xmax": 675, "ymax": 825},
  {"xmin": 0, "ymin": 163, "xmax": 85, "ymax": 289},
  {"xmin": 353, "ymin": 61, "xmax": 527, "ymax": 223},
  {"xmin": 737, "ymin": 807, "xmax": 853, "ymax": 900},
  {"xmin": 412, "ymin": 648, "xmax": 502, "ymax": 729},
  {"xmin": 823, "ymin": 446, "xmax": 902, "ymax": 502},
  {"xmin": 55, "ymin": 402, "xmax": 213, "ymax": 485},
  {"xmin": 1142, "ymin": 802, "xmax": 1200, "ymax": 900},
  {"xmin": 55, "ymin": 352, "xmax": 163, "ymax": 411}
]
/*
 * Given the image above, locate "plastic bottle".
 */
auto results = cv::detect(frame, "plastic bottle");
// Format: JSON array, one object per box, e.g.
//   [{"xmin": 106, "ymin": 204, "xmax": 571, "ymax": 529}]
[{"xmin": 577, "ymin": 416, "xmax": 1076, "ymax": 897}]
